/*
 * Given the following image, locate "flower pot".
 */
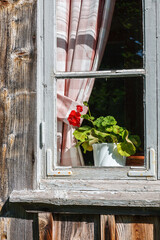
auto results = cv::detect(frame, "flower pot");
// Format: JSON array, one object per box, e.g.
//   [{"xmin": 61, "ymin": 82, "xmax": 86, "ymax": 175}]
[
  {"xmin": 92, "ymin": 143, "xmax": 126, "ymax": 167},
  {"xmin": 126, "ymin": 154, "xmax": 144, "ymax": 166}
]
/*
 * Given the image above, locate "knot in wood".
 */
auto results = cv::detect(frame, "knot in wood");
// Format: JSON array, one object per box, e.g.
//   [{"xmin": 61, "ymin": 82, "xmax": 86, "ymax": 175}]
[{"xmin": 0, "ymin": 1, "xmax": 10, "ymax": 8}]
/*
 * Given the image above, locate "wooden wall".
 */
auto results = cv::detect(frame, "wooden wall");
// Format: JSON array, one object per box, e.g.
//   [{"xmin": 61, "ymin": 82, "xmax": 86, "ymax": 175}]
[
  {"xmin": 0, "ymin": 0, "xmax": 37, "ymax": 239},
  {"xmin": 39, "ymin": 213, "xmax": 160, "ymax": 240}
]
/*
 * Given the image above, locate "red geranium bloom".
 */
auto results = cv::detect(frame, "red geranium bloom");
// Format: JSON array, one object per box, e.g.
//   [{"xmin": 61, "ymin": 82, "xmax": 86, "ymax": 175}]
[
  {"xmin": 76, "ymin": 105, "xmax": 83, "ymax": 113},
  {"xmin": 67, "ymin": 110, "xmax": 81, "ymax": 127}
]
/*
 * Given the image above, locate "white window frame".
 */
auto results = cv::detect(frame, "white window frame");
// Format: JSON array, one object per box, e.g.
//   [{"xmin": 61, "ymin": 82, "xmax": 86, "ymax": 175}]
[{"xmin": 36, "ymin": 0, "xmax": 158, "ymax": 190}]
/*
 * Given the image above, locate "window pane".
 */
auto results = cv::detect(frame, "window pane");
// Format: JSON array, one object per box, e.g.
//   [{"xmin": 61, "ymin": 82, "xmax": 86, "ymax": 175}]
[
  {"xmin": 82, "ymin": 77, "xmax": 144, "ymax": 166},
  {"xmin": 57, "ymin": 0, "xmax": 143, "ymax": 72},
  {"xmin": 57, "ymin": 77, "xmax": 144, "ymax": 167},
  {"xmin": 100, "ymin": 0, "xmax": 143, "ymax": 70}
]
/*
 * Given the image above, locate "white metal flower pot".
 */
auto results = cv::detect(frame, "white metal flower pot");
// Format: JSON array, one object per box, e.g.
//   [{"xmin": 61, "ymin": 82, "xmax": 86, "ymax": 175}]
[{"xmin": 92, "ymin": 143, "xmax": 126, "ymax": 167}]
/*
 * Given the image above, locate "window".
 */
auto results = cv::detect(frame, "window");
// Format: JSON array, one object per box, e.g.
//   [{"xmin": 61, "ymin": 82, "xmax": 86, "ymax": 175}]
[{"xmin": 37, "ymin": 0, "xmax": 157, "ymax": 185}]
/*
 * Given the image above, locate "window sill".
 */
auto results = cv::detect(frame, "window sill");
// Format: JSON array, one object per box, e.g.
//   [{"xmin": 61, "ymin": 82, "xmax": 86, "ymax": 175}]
[{"xmin": 9, "ymin": 180, "xmax": 160, "ymax": 212}]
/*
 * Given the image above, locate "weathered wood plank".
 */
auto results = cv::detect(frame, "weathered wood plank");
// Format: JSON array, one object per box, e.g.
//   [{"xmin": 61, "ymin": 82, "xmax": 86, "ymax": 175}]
[
  {"xmin": 0, "ymin": 0, "xmax": 37, "ymax": 239},
  {"xmin": 144, "ymin": 0, "xmax": 157, "ymax": 172},
  {"xmin": 157, "ymin": 0, "xmax": 160, "ymax": 179},
  {"xmin": 41, "ymin": 167, "xmax": 154, "ymax": 180},
  {"xmin": 10, "ymin": 219, "xmax": 33, "ymax": 240},
  {"xmin": 39, "ymin": 213, "xmax": 53, "ymax": 240},
  {"xmin": 9, "ymin": 189, "xmax": 160, "ymax": 208},
  {"xmin": 115, "ymin": 216, "xmax": 160, "ymax": 240},
  {"xmin": 100, "ymin": 216, "xmax": 160, "ymax": 240},
  {"xmin": 38, "ymin": 214, "xmax": 160, "ymax": 240},
  {"xmin": 55, "ymin": 69, "xmax": 145, "ymax": 79},
  {"xmin": 52, "ymin": 214, "xmax": 100, "ymax": 240},
  {"xmin": 101, "ymin": 215, "xmax": 107, "ymax": 240},
  {"xmin": 0, "ymin": 218, "xmax": 11, "ymax": 240},
  {"xmin": 101, "ymin": 215, "xmax": 116, "ymax": 240},
  {"xmin": 40, "ymin": 179, "xmax": 160, "ymax": 192}
]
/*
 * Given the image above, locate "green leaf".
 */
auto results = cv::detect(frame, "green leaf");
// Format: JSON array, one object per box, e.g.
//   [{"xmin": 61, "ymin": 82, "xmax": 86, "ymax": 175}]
[
  {"xmin": 83, "ymin": 101, "xmax": 89, "ymax": 107},
  {"xmin": 90, "ymin": 116, "xmax": 95, "ymax": 120},
  {"xmin": 101, "ymin": 116, "xmax": 117, "ymax": 126},
  {"xmin": 117, "ymin": 142, "xmax": 136, "ymax": 157},
  {"xmin": 118, "ymin": 127, "xmax": 125, "ymax": 136},
  {"xmin": 92, "ymin": 129, "xmax": 118, "ymax": 143},
  {"xmin": 122, "ymin": 130, "xmax": 129, "ymax": 141},
  {"xmin": 75, "ymin": 141, "xmax": 82, "ymax": 147},
  {"xmin": 88, "ymin": 135, "xmax": 99, "ymax": 145},
  {"xmin": 73, "ymin": 131, "xmax": 87, "ymax": 142},
  {"xmin": 117, "ymin": 129, "xmax": 137, "ymax": 156},
  {"xmin": 77, "ymin": 126, "xmax": 91, "ymax": 131},
  {"xmin": 129, "ymin": 135, "xmax": 141, "ymax": 148},
  {"xmin": 81, "ymin": 114, "xmax": 90, "ymax": 120},
  {"xmin": 108, "ymin": 134, "xmax": 118, "ymax": 143},
  {"xmin": 112, "ymin": 125, "xmax": 121, "ymax": 134},
  {"xmin": 73, "ymin": 128, "xmax": 91, "ymax": 142},
  {"xmin": 93, "ymin": 116, "xmax": 104, "ymax": 128},
  {"xmin": 82, "ymin": 142, "xmax": 93, "ymax": 153},
  {"xmin": 105, "ymin": 126, "xmax": 113, "ymax": 132},
  {"xmin": 92, "ymin": 128, "xmax": 109, "ymax": 138}
]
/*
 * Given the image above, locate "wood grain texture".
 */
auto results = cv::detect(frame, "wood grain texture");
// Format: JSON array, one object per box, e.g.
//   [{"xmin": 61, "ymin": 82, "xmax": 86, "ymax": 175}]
[
  {"xmin": 101, "ymin": 215, "xmax": 116, "ymax": 240},
  {"xmin": 52, "ymin": 214, "xmax": 100, "ymax": 240},
  {"xmin": 38, "ymin": 214, "xmax": 160, "ymax": 240},
  {"xmin": 115, "ymin": 216, "xmax": 160, "ymax": 240},
  {"xmin": 100, "ymin": 215, "xmax": 160, "ymax": 240},
  {"xmin": 0, "ymin": 0, "xmax": 37, "ymax": 239},
  {"xmin": 9, "ymin": 188, "xmax": 160, "ymax": 208},
  {"xmin": 40, "ymin": 179, "xmax": 160, "ymax": 192},
  {"xmin": 39, "ymin": 213, "xmax": 53, "ymax": 240}
]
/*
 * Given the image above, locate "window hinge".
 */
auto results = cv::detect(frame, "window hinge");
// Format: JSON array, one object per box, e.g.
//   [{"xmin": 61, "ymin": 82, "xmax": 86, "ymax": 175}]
[
  {"xmin": 46, "ymin": 149, "xmax": 72, "ymax": 176},
  {"xmin": 40, "ymin": 122, "xmax": 45, "ymax": 147},
  {"xmin": 128, "ymin": 148, "xmax": 156, "ymax": 177}
]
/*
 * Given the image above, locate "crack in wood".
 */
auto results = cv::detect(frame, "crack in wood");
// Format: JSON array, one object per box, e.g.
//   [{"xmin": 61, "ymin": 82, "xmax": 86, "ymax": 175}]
[{"xmin": 11, "ymin": 49, "xmax": 32, "ymax": 62}]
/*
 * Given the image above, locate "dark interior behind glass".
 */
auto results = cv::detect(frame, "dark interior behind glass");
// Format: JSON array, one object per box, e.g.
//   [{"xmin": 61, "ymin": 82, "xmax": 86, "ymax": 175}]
[
  {"xmin": 100, "ymin": 0, "xmax": 143, "ymax": 70},
  {"xmin": 83, "ymin": 77, "xmax": 144, "ymax": 166}
]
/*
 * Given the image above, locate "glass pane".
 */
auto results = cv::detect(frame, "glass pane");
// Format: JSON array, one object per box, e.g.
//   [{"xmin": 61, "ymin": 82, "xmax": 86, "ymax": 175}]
[
  {"xmin": 100, "ymin": 0, "xmax": 143, "ymax": 70},
  {"xmin": 56, "ymin": 0, "xmax": 143, "ymax": 72},
  {"xmin": 57, "ymin": 77, "xmax": 144, "ymax": 167}
]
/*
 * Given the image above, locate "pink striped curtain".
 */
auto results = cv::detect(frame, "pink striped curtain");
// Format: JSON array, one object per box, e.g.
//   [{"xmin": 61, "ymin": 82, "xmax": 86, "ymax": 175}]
[{"xmin": 57, "ymin": 0, "xmax": 116, "ymax": 166}]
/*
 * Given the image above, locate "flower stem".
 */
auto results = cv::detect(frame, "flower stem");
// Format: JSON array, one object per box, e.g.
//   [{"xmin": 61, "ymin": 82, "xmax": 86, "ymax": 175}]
[{"xmin": 88, "ymin": 105, "xmax": 92, "ymax": 118}]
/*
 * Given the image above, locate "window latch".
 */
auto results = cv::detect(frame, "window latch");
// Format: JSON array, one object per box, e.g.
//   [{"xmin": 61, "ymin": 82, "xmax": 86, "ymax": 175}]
[{"xmin": 40, "ymin": 122, "xmax": 45, "ymax": 147}]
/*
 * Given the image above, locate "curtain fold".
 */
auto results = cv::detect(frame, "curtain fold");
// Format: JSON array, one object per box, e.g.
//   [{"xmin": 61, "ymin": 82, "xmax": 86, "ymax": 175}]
[{"xmin": 57, "ymin": 0, "xmax": 116, "ymax": 166}]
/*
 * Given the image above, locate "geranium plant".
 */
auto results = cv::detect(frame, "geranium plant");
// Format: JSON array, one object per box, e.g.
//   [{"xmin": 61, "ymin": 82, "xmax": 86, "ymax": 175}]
[{"xmin": 67, "ymin": 102, "xmax": 141, "ymax": 157}]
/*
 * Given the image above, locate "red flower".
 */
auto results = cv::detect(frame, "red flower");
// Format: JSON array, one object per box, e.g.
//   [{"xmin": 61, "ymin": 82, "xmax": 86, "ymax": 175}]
[
  {"xmin": 76, "ymin": 105, "xmax": 83, "ymax": 112},
  {"xmin": 67, "ymin": 110, "xmax": 81, "ymax": 127}
]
